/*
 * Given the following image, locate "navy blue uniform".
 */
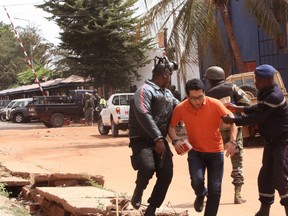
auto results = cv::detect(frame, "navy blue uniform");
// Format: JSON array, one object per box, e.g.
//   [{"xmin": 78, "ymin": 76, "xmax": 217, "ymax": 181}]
[{"xmin": 233, "ymin": 84, "xmax": 288, "ymax": 206}]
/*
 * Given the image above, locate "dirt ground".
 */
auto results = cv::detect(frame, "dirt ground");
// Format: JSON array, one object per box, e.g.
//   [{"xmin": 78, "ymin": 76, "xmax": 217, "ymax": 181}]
[{"xmin": 0, "ymin": 123, "xmax": 285, "ymax": 216}]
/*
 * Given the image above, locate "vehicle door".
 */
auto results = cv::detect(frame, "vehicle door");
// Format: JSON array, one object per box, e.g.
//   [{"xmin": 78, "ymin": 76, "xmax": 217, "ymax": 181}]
[
  {"xmin": 101, "ymin": 95, "xmax": 116, "ymax": 125},
  {"xmin": 6, "ymin": 100, "xmax": 19, "ymax": 120}
]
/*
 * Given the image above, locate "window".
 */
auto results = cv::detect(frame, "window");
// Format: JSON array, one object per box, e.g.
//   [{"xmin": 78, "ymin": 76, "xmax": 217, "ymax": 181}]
[{"xmin": 112, "ymin": 96, "xmax": 120, "ymax": 105}]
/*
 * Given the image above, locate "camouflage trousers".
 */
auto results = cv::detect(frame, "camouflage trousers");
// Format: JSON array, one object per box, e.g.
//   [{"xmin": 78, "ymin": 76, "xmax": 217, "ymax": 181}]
[
  {"xmin": 221, "ymin": 128, "xmax": 244, "ymax": 186},
  {"xmin": 84, "ymin": 108, "xmax": 94, "ymax": 124}
]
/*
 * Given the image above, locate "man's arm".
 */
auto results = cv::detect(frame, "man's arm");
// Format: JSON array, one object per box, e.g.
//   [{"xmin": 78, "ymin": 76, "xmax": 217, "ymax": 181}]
[
  {"xmin": 226, "ymin": 104, "xmax": 245, "ymax": 113},
  {"xmin": 133, "ymin": 87, "xmax": 163, "ymax": 142},
  {"xmin": 222, "ymin": 104, "xmax": 273, "ymax": 126},
  {"xmin": 168, "ymin": 125, "xmax": 185, "ymax": 154},
  {"xmin": 168, "ymin": 125, "xmax": 177, "ymax": 141},
  {"xmin": 224, "ymin": 112, "xmax": 238, "ymax": 157}
]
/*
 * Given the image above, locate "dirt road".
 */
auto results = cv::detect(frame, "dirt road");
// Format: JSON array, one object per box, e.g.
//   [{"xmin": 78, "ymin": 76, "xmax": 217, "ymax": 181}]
[{"xmin": 0, "ymin": 123, "xmax": 284, "ymax": 215}]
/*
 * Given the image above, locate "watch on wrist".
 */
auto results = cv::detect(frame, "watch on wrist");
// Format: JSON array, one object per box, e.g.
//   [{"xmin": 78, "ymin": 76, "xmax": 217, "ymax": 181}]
[
  {"xmin": 229, "ymin": 140, "xmax": 237, "ymax": 146},
  {"xmin": 172, "ymin": 139, "xmax": 179, "ymax": 146}
]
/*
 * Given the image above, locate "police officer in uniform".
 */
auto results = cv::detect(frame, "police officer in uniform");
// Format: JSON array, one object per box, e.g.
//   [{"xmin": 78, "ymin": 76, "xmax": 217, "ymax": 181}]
[
  {"xmin": 129, "ymin": 57, "xmax": 179, "ymax": 216},
  {"xmin": 223, "ymin": 64, "xmax": 288, "ymax": 216},
  {"xmin": 204, "ymin": 66, "xmax": 251, "ymax": 204}
]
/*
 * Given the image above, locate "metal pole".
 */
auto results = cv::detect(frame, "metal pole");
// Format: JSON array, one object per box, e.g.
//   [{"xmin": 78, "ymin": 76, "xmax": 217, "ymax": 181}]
[
  {"xmin": 5, "ymin": 7, "xmax": 45, "ymax": 96},
  {"xmin": 14, "ymin": 17, "xmax": 34, "ymax": 67}
]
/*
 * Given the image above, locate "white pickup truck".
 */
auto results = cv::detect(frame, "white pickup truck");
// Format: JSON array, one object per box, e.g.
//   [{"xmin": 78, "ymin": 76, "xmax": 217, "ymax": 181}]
[{"xmin": 98, "ymin": 93, "xmax": 134, "ymax": 137}]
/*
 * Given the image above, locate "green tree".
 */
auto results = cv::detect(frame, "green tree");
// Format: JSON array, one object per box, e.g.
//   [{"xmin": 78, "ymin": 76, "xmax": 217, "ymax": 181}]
[
  {"xmin": 0, "ymin": 22, "xmax": 24, "ymax": 89},
  {"xmin": 18, "ymin": 27, "xmax": 56, "ymax": 68},
  {"xmin": 15, "ymin": 27, "xmax": 62, "ymax": 86},
  {"xmin": 0, "ymin": 22, "xmax": 61, "ymax": 90},
  {"xmin": 38, "ymin": 0, "xmax": 153, "ymax": 91}
]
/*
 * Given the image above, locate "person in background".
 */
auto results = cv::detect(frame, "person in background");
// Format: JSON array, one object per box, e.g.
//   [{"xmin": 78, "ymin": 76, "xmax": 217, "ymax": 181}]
[
  {"xmin": 168, "ymin": 78, "xmax": 238, "ymax": 216},
  {"xmin": 169, "ymin": 84, "xmax": 181, "ymax": 101},
  {"xmin": 129, "ymin": 58, "xmax": 179, "ymax": 216},
  {"xmin": 84, "ymin": 92, "xmax": 94, "ymax": 126},
  {"xmin": 222, "ymin": 64, "xmax": 288, "ymax": 216},
  {"xmin": 99, "ymin": 95, "xmax": 107, "ymax": 111},
  {"xmin": 130, "ymin": 85, "xmax": 138, "ymax": 93},
  {"xmin": 204, "ymin": 66, "xmax": 251, "ymax": 204},
  {"xmin": 91, "ymin": 89, "xmax": 101, "ymax": 121}
]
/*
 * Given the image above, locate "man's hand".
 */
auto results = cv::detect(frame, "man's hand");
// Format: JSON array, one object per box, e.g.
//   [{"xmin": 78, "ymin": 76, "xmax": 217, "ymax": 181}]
[
  {"xmin": 222, "ymin": 115, "xmax": 235, "ymax": 124},
  {"xmin": 225, "ymin": 141, "xmax": 237, "ymax": 157},
  {"xmin": 155, "ymin": 139, "xmax": 165, "ymax": 155},
  {"xmin": 173, "ymin": 140, "xmax": 184, "ymax": 155}
]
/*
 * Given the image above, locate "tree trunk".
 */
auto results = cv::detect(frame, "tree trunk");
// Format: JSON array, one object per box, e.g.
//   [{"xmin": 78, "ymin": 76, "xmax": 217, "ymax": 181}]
[{"xmin": 218, "ymin": 3, "xmax": 246, "ymax": 73}]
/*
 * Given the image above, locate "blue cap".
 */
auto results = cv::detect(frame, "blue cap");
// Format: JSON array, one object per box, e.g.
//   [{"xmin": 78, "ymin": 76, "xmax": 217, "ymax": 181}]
[{"xmin": 255, "ymin": 64, "xmax": 276, "ymax": 79}]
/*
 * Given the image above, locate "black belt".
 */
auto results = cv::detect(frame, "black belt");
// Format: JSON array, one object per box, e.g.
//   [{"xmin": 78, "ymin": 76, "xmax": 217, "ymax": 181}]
[{"xmin": 130, "ymin": 137, "xmax": 154, "ymax": 143}]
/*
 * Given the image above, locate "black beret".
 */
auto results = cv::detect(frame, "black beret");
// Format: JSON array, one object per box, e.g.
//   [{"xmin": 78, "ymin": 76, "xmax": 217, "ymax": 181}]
[{"xmin": 255, "ymin": 64, "xmax": 276, "ymax": 79}]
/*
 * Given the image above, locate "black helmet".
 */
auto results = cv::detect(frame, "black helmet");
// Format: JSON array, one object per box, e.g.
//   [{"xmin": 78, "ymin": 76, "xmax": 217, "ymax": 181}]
[
  {"xmin": 204, "ymin": 66, "xmax": 225, "ymax": 80},
  {"xmin": 153, "ymin": 56, "xmax": 178, "ymax": 73}
]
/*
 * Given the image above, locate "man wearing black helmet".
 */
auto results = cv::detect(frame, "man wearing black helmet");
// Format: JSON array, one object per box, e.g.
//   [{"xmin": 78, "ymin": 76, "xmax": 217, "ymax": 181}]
[
  {"xmin": 223, "ymin": 64, "xmax": 288, "ymax": 216},
  {"xmin": 129, "ymin": 56, "xmax": 179, "ymax": 216},
  {"xmin": 204, "ymin": 66, "xmax": 251, "ymax": 204}
]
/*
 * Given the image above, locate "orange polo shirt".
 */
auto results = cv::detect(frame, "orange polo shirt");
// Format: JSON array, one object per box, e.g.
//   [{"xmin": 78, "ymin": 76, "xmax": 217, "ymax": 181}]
[{"xmin": 170, "ymin": 96, "xmax": 230, "ymax": 153}]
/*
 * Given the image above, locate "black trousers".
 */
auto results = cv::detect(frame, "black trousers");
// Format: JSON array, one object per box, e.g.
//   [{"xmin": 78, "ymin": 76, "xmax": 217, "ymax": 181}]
[
  {"xmin": 130, "ymin": 138, "xmax": 173, "ymax": 207},
  {"xmin": 258, "ymin": 140, "xmax": 288, "ymax": 206}
]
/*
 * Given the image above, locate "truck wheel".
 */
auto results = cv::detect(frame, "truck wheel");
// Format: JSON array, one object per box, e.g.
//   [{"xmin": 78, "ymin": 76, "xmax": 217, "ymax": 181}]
[
  {"xmin": 51, "ymin": 113, "xmax": 64, "ymax": 127},
  {"xmin": 240, "ymin": 85, "xmax": 258, "ymax": 99},
  {"xmin": 43, "ymin": 121, "xmax": 53, "ymax": 128},
  {"xmin": 111, "ymin": 119, "xmax": 119, "ymax": 137},
  {"xmin": 0, "ymin": 113, "xmax": 6, "ymax": 122},
  {"xmin": 98, "ymin": 119, "xmax": 109, "ymax": 135},
  {"xmin": 12, "ymin": 113, "xmax": 24, "ymax": 123}
]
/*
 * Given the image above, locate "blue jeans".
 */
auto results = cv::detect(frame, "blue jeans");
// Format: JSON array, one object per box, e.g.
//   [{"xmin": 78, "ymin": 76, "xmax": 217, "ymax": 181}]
[{"xmin": 188, "ymin": 150, "xmax": 224, "ymax": 216}]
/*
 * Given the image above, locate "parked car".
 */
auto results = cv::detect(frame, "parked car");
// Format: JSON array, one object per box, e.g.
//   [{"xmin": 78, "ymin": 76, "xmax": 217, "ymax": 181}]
[
  {"xmin": 0, "ymin": 100, "xmax": 17, "ymax": 121},
  {"xmin": 6, "ymin": 98, "xmax": 34, "ymax": 123},
  {"xmin": 0, "ymin": 100, "xmax": 11, "ymax": 109},
  {"xmin": 98, "ymin": 93, "xmax": 134, "ymax": 137}
]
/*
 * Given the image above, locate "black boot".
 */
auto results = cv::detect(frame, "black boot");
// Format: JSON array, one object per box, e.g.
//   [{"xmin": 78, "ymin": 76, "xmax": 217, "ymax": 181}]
[
  {"xmin": 144, "ymin": 205, "xmax": 156, "ymax": 216},
  {"xmin": 131, "ymin": 187, "xmax": 143, "ymax": 210},
  {"xmin": 194, "ymin": 195, "xmax": 205, "ymax": 212},
  {"xmin": 255, "ymin": 204, "xmax": 270, "ymax": 216}
]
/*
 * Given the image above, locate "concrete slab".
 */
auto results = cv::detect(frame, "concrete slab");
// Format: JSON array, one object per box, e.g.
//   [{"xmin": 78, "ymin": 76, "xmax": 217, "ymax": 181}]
[
  {"xmin": 2, "ymin": 161, "xmax": 51, "ymax": 179},
  {"xmin": 1, "ymin": 161, "xmax": 104, "ymax": 187},
  {"xmin": 35, "ymin": 186, "xmax": 117, "ymax": 215},
  {"xmin": 0, "ymin": 176, "xmax": 30, "ymax": 186}
]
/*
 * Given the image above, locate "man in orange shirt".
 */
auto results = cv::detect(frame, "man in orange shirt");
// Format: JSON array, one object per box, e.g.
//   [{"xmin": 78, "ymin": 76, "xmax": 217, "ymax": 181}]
[{"xmin": 168, "ymin": 78, "xmax": 237, "ymax": 216}]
